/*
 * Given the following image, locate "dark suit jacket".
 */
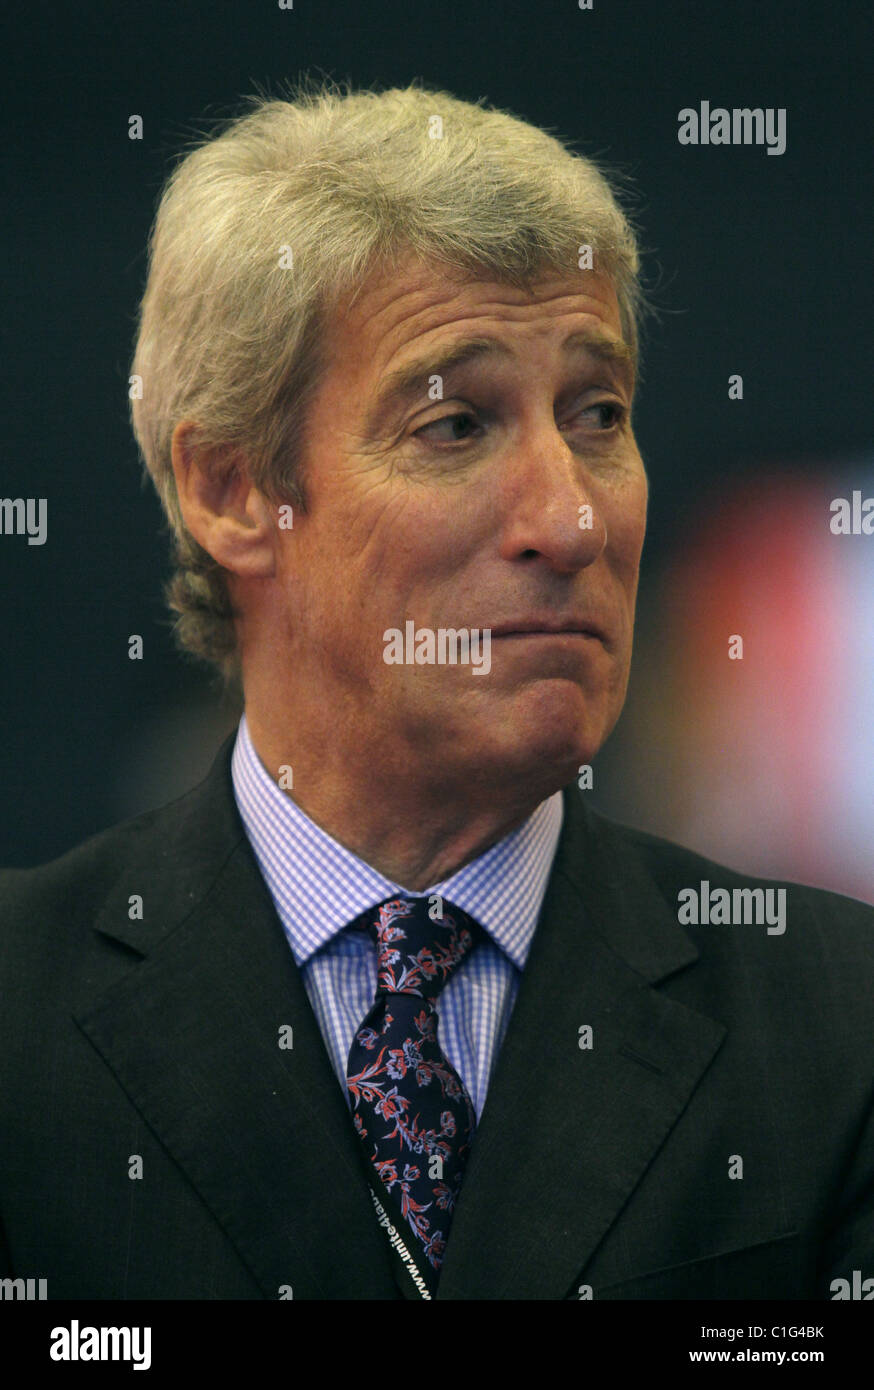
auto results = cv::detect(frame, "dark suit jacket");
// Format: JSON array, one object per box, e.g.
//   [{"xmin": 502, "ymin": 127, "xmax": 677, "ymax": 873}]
[{"xmin": 1, "ymin": 735, "xmax": 873, "ymax": 1300}]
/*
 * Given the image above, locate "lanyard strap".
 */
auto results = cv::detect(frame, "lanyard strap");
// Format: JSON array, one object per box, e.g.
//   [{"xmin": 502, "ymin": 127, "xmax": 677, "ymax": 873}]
[{"xmin": 368, "ymin": 1186, "xmax": 435, "ymax": 1300}]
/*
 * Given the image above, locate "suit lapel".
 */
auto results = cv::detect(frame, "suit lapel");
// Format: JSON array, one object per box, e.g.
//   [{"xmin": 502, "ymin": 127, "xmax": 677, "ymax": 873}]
[
  {"xmin": 73, "ymin": 736, "xmax": 727, "ymax": 1301},
  {"xmin": 437, "ymin": 786, "xmax": 727, "ymax": 1300},
  {"xmin": 74, "ymin": 738, "xmax": 398, "ymax": 1299}
]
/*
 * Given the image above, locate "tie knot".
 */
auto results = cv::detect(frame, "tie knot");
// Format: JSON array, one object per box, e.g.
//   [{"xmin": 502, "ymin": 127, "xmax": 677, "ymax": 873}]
[{"xmin": 365, "ymin": 895, "xmax": 479, "ymax": 1000}]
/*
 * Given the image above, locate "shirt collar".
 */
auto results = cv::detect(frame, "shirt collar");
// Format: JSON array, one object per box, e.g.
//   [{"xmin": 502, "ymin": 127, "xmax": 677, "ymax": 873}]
[{"xmin": 231, "ymin": 712, "xmax": 563, "ymax": 970}]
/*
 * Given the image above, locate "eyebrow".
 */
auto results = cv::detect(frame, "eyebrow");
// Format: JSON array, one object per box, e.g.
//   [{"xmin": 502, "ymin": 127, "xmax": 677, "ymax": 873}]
[{"xmin": 365, "ymin": 329, "xmax": 635, "ymax": 435}]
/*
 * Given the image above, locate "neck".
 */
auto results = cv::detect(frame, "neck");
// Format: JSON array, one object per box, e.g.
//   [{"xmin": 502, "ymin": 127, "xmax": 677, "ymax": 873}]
[{"xmin": 242, "ymin": 707, "xmax": 553, "ymax": 890}]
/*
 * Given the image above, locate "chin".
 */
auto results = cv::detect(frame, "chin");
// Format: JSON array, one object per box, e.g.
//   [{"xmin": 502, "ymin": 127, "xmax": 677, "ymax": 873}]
[
  {"xmin": 516, "ymin": 680, "xmax": 612, "ymax": 747},
  {"xmin": 487, "ymin": 699, "xmax": 612, "ymax": 790}
]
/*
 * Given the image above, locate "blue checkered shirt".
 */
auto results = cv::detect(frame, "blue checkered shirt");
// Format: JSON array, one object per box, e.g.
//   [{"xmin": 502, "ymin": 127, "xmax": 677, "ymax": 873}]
[{"xmin": 231, "ymin": 713, "xmax": 563, "ymax": 1119}]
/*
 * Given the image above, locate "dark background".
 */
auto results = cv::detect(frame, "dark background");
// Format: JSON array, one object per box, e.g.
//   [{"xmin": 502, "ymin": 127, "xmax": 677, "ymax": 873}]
[{"xmin": 1, "ymin": 0, "xmax": 870, "ymax": 884}]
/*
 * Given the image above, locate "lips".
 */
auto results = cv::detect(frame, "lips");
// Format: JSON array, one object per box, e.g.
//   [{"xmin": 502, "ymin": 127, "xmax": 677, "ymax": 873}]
[{"xmin": 490, "ymin": 619, "xmax": 608, "ymax": 642}]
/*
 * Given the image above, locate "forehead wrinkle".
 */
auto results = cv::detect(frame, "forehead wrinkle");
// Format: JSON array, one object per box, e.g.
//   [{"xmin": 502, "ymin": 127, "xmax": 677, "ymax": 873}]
[
  {"xmin": 362, "ymin": 325, "xmax": 633, "ymax": 439},
  {"xmin": 373, "ymin": 335, "xmax": 512, "ymax": 416},
  {"xmin": 342, "ymin": 262, "xmax": 620, "ymax": 367},
  {"xmin": 326, "ymin": 265, "xmax": 628, "ymax": 438}
]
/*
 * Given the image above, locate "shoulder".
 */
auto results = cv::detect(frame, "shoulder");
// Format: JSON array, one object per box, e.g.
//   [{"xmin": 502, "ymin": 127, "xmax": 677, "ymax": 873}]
[
  {"xmin": 0, "ymin": 739, "xmax": 243, "ymax": 963},
  {"xmin": 1, "ymin": 786, "xmax": 199, "ymax": 914},
  {"xmin": 575, "ymin": 796, "xmax": 874, "ymax": 996},
  {"xmin": 612, "ymin": 811, "xmax": 874, "ymax": 929}
]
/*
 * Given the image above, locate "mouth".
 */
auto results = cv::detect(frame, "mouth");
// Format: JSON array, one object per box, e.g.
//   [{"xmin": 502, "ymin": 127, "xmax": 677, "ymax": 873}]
[{"xmin": 490, "ymin": 621, "xmax": 608, "ymax": 644}]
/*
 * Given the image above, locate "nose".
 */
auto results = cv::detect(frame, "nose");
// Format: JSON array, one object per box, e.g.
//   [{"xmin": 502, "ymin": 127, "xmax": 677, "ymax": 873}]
[{"xmin": 497, "ymin": 415, "xmax": 608, "ymax": 573}]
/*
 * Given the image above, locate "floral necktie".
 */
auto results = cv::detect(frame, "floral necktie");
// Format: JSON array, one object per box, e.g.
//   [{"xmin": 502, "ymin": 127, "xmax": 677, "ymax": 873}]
[{"xmin": 346, "ymin": 895, "xmax": 481, "ymax": 1289}]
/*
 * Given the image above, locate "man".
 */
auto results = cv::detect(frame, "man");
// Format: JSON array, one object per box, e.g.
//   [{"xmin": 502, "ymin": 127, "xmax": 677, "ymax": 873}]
[{"xmin": 1, "ymin": 79, "xmax": 872, "ymax": 1301}]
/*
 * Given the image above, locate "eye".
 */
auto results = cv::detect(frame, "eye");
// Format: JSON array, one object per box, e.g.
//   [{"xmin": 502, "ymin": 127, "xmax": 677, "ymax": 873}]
[
  {"xmin": 411, "ymin": 400, "xmax": 626, "ymax": 446},
  {"xmin": 575, "ymin": 402, "xmax": 626, "ymax": 430},
  {"xmin": 413, "ymin": 411, "xmax": 481, "ymax": 444}
]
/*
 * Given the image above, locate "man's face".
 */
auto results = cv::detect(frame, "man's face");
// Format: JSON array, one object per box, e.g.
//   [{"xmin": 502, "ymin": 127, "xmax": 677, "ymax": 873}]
[{"xmin": 263, "ymin": 256, "xmax": 647, "ymax": 796}]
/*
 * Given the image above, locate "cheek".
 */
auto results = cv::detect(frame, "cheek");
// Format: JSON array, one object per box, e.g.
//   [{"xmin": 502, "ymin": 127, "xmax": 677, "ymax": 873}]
[{"xmin": 607, "ymin": 478, "xmax": 647, "ymax": 573}]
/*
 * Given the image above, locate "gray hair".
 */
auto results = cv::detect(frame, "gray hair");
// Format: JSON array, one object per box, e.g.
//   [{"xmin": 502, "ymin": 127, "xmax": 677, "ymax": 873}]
[{"xmin": 130, "ymin": 76, "xmax": 651, "ymax": 688}]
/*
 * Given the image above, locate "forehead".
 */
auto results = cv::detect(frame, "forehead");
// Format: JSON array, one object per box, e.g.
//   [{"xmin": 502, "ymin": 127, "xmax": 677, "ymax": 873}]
[{"xmin": 321, "ymin": 256, "xmax": 630, "ymax": 395}]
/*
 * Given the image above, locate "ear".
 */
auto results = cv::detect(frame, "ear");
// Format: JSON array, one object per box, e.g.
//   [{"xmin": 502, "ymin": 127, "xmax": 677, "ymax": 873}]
[{"xmin": 170, "ymin": 421, "xmax": 276, "ymax": 579}]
